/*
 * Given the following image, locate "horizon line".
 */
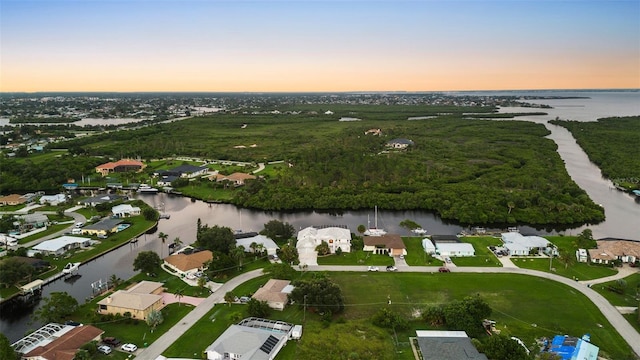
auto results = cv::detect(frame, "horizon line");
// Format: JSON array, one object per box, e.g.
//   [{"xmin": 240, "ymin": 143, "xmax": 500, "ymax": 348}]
[{"xmin": 1, "ymin": 88, "xmax": 639, "ymax": 95}]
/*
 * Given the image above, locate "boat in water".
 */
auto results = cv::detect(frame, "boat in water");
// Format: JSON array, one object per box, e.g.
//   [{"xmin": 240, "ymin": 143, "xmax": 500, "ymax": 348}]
[
  {"xmin": 364, "ymin": 206, "xmax": 386, "ymax": 236},
  {"xmin": 62, "ymin": 262, "xmax": 80, "ymax": 274},
  {"xmin": 411, "ymin": 228, "xmax": 427, "ymax": 235},
  {"xmin": 137, "ymin": 184, "xmax": 159, "ymax": 194}
]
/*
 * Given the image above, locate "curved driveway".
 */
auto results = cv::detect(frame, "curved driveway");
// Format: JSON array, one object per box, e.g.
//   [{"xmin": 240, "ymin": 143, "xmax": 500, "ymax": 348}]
[{"xmin": 135, "ymin": 266, "xmax": 640, "ymax": 359}]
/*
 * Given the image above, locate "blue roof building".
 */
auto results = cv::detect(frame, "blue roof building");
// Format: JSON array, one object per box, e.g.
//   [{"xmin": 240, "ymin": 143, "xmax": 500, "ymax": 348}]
[{"xmin": 548, "ymin": 335, "xmax": 599, "ymax": 360}]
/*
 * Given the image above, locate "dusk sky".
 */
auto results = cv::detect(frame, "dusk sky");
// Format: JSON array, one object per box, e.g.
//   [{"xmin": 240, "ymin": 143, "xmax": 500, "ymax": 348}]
[{"xmin": 1, "ymin": 0, "xmax": 639, "ymax": 92}]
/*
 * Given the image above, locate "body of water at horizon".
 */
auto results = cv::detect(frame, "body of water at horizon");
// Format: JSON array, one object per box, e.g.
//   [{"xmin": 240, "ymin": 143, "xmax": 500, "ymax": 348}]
[{"xmin": 2, "ymin": 90, "xmax": 639, "ymax": 343}]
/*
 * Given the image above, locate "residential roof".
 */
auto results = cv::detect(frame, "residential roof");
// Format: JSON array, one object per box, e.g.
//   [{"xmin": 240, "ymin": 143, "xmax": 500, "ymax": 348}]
[
  {"xmin": 96, "ymin": 159, "xmax": 145, "ymax": 170},
  {"xmin": 127, "ymin": 280, "xmax": 164, "ymax": 294},
  {"xmin": 431, "ymin": 235, "xmax": 461, "ymax": 243},
  {"xmin": 593, "ymin": 239, "xmax": 640, "ymax": 259},
  {"xmin": 97, "ymin": 291, "xmax": 162, "ymax": 311},
  {"xmin": 415, "ymin": 330, "xmax": 488, "ymax": 360},
  {"xmin": 164, "ymin": 250, "xmax": 213, "ymax": 272},
  {"xmin": 363, "ymin": 234, "xmax": 405, "ymax": 249},
  {"xmin": 23, "ymin": 325, "xmax": 104, "ymax": 360},
  {"xmin": 236, "ymin": 235, "xmax": 279, "ymax": 251},
  {"xmin": 205, "ymin": 318, "xmax": 292, "ymax": 360},
  {"xmin": 422, "ymin": 238, "xmax": 436, "ymax": 251},
  {"xmin": 0, "ymin": 194, "xmax": 26, "ymax": 203},
  {"xmin": 297, "ymin": 226, "xmax": 351, "ymax": 242},
  {"xmin": 387, "ymin": 138, "xmax": 414, "ymax": 145},
  {"xmin": 169, "ymin": 164, "xmax": 208, "ymax": 174},
  {"xmin": 82, "ymin": 218, "xmax": 123, "ymax": 231},
  {"xmin": 22, "ymin": 213, "xmax": 49, "ymax": 224},
  {"xmin": 80, "ymin": 194, "xmax": 126, "ymax": 205},
  {"xmin": 436, "ymin": 242, "xmax": 475, "ymax": 253},
  {"xmin": 501, "ymin": 232, "xmax": 550, "ymax": 248},
  {"xmin": 32, "ymin": 236, "xmax": 90, "ymax": 252},
  {"xmin": 252, "ymin": 279, "xmax": 292, "ymax": 305},
  {"xmin": 112, "ymin": 204, "xmax": 140, "ymax": 214},
  {"xmin": 227, "ymin": 172, "xmax": 257, "ymax": 181}
]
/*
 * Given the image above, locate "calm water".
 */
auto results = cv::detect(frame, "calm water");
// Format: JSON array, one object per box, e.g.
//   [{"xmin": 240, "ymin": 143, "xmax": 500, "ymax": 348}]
[{"xmin": 2, "ymin": 90, "xmax": 639, "ymax": 342}]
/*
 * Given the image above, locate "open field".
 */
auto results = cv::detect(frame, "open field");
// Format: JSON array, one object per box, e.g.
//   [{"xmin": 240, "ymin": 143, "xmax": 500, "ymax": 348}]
[
  {"xmin": 514, "ymin": 258, "xmax": 617, "ymax": 281},
  {"xmin": 161, "ymin": 272, "xmax": 636, "ymax": 360},
  {"xmin": 592, "ymin": 273, "xmax": 640, "ymax": 307},
  {"xmin": 316, "ymin": 250, "xmax": 395, "ymax": 266}
]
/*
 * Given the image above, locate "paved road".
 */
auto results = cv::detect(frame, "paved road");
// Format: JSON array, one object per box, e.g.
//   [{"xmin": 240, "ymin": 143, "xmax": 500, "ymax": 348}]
[
  {"xmin": 135, "ymin": 269, "xmax": 265, "ymax": 360},
  {"xmin": 134, "ymin": 264, "xmax": 640, "ymax": 360},
  {"xmin": 19, "ymin": 211, "xmax": 87, "ymax": 248}
]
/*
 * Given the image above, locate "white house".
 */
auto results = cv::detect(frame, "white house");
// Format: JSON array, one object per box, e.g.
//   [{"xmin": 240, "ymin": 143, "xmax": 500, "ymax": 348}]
[
  {"xmin": 297, "ymin": 226, "xmax": 352, "ymax": 254},
  {"xmin": 436, "ymin": 242, "xmax": 475, "ymax": 257},
  {"xmin": 32, "ymin": 236, "xmax": 91, "ymax": 256},
  {"xmin": 576, "ymin": 248, "xmax": 588, "ymax": 263},
  {"xmin": 111, "ymin": 204, "xmax": 141, "ymax": 217},
  {"xmin": 39, "ymin": 194, "xmax": 67, "ymax": 206},
  {"xmin": 236, "ymin": 234, "xmax": 279, "ymax": 256},
  {"xmin": 421, "ymin": 238, "xmax": 436, "ymax": 254},
  {"xmin": 205, "ymin": 318, "xmax": 294, "ymax": 360},
  {"xmin": 501, "ymin": 232, "xmax": 554, "ymax": 256}
]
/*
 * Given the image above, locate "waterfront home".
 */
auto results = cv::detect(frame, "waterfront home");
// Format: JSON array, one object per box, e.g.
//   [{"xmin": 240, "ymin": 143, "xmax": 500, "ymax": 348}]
[
  {"xmin": 363, "ymin": 234, "xmax": 407, "ymax": 257},
  {"xmin": 251, "ymin": 279, "xmax": 294, "ymax": 311},
  {"xmin": 297, "ymin": 226, "xmax": 352, "ymax": 254},
  {"xmin": 95, "ymin": 159, "xmax": 146, "ymax": 176},
  {"xmin": 436, "ymin": 242, "xmax": 475, "ymax": 257},
  {"xmin": 111, "ymin": 204, "xmax": 141, "ymax": 217},
  {"xmin": 79, "ymin": 194, "xmax": 126, "ymax": 207},
  {"xmin": 205, "ymin": 317, "xmax": 294, "ymax": 360},
  {"xmin": 39, "ymin": 193, "xmax": 67, "ymax": 206},
  {"xmin": 97, "ymin": 281, "xmax": 164, "ymax": 320},
  {"xmin": 501, "ymin": 232, "xmax": 555, "ymax": 256},
  {"xmin": 588, "ymin": 239, "xmax": 640, "ymax": 264},
  {"xmin": 236, "ymin": 234, "xmax": 279, "ymax": 256},
  {"xmin": 81, "ymin": 218, "xmax": 123, "ymax": 237},
  {"xmin": 163, "ymin": 250, "xmax": 213, "ymax": 276},
  {"xmin": 211, "ymin": 172, "xmax": 257, "ymax": 186},
  {"xmin": 17, "ymin": 324, "xmax": 104, "ymax": 359},
  {"xmin": 32, "ymin": 236, "xmax": 91, "ymax": 256},
  {"xmin": 156, "ymin": 164, "xmax": 209, "ymax": 179},
  {"xmin": 0, "ymin": 193, "xmax": 28, "ymax": 206}
]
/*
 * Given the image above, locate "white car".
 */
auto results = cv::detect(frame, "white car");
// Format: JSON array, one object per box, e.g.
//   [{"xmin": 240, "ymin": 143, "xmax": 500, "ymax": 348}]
[
  {"xmin": 97, "ymin": 345, "xmax": 112, "ymax": 355},
  {"xmin": 367, "ymin": 266, "xmax": 379, "ymax": 272},
  {"xmin": 121, "ymin": 343, "xmax": 138, "ymax": 352}
]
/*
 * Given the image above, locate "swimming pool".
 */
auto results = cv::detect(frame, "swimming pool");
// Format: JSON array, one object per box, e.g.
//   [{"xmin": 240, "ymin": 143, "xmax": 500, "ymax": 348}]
[{"xmin": 116, "ymin": 224, "xmax": 131, "ymax": 232}]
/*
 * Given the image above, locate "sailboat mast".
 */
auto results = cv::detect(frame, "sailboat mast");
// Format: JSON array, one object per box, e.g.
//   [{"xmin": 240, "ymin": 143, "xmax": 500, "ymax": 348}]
[{"xmin": 374, "ymin": 206, "xmax": 378, "ymax": 229}]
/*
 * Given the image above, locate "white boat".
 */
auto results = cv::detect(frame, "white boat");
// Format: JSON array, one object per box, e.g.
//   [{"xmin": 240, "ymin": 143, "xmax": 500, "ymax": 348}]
[
  {"xmin": 137, "ymin": 184, "xmax": 159, "ymax": 193},
  {"xmin": 364, "ymin": 206, "xmax": 386, "ymax": 236},
  {"xmin": 411, "ymin": 228, "xmax": 427, "ymax": 235},
  {"xmin": 62, "ymin": 262, "xmax": 80, "ymax": 274}
]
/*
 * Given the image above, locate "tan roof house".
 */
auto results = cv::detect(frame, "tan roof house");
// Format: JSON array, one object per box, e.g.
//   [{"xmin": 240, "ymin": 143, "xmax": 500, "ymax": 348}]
[
  {"xmin": 22, "ymin": 325, "xmax": 104, "ymax": 360},
  {"xmin": 211, "ymin": 172, "xmax": 256, "ymax": 186},
  {"xmin": 363, "ymin": 234, "xmax": 407, "ymax": 257},
  {"xmin": 164, "ymin": 250, "xmax": 213, "ymax": 275},
  {"xmin": 252, "ymin": 279, "xmax": 294, "ymax": 311},
  {"xmin": 95, "ymin": 159, "xmax": 146, "ymax": 176},
  {"xmin": 589, "ymin": 239, "xmax": 640, "ymax": 264},
  {"xmin": 0, "ymin": 193, "xmax": 27, "ymax": 206},
  {"xmin": 97, "ymin": 281, "xmax": 164, "ymax": 320}
]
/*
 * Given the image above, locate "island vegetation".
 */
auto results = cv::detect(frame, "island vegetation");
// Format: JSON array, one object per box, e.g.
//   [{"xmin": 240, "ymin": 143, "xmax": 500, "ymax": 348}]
[{"xmin": 550, "ymin": 116, "xmax": 640, "ymax": 191}]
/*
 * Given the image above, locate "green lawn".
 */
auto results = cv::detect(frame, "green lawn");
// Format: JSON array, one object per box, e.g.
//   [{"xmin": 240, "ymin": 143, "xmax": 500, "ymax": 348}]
[
  {"xmin": 175, "ymin": 183, "xmax": 235, "ymax": 202},
  {"xmin": 514, "ymin": 258, "xmax": 617, "ymax": 281},
  {"xmin": 403, "ymin": 237, "xmax": 443, "ymax": 266},
  {"xmin": 18, "ymin": 224, "xmax": 71, "ymax": 244},
  {"xmin": 317, "ymin": 250, "xmax": 394, "ymax": 266},
  {"xmin": 159, "ymin": 272, "xmax": 635, "ymax": 360},
  {"xmin": 453, "ymin": 236, "xmax": 503, "ymax": 267},
  {"xmin": 592, "ymin": 273, "xmax": 640, "ymax": 307}
]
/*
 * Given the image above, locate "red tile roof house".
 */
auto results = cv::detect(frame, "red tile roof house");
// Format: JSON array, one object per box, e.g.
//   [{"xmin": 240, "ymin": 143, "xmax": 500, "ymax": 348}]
[
  {"xmin": 95, "ymin": 159, "xmax": 146, "ymax": 176},
  {"xmin": 22, "ymin": 325, "xmax": 104, "ymax": 360},
  {"xmin": 363, "ymin": 234, "xmax": 407, "ymax": 257},
  {"xmin": 588, "ymin": 239, "xmax": 640, "ymax": 264}
]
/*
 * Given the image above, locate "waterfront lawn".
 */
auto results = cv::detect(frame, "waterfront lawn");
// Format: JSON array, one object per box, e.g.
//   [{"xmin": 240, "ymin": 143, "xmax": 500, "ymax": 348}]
[
  {"xmin": 454, "ymin": 236, "xmax": 503, "ymax": 267},
  {"xmin": 174, "ymin": 183, "xmax": 235, "ymax": 202},
  {"xmin": 317, "ymin": 250, "xmax": 394, "ymax": 266},
  {"xmin": 592, "ymin": 273, "xmax": 640, "ymax": 307},
  {"xmin": 513, "ymin": 258, "xmax": 617, "ymax": 280},
  {"xmin": 208, "ymin": 255, "xmax": 271, "ymax": 283},
  {"xmin": 402, "ymin": 237, "xmax": 443, "ymax": 266}
]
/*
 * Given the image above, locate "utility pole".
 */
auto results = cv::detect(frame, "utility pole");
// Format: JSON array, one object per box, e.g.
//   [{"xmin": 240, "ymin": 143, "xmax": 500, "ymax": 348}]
[{"xmin": 304, "ymin": 295, "xmax": 307, "ymax": 324}]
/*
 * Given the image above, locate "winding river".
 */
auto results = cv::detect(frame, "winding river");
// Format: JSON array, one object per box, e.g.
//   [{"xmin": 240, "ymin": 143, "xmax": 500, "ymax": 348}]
[{"xmin": 2, "ymin": 90, "xmax": 639, "ymax": 343}]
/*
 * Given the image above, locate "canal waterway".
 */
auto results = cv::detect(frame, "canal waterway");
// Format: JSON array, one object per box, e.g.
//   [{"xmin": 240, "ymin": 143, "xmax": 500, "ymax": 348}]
[{"xmin": 2, "ymin": 90, "xmax": 639, "ymax": 343}]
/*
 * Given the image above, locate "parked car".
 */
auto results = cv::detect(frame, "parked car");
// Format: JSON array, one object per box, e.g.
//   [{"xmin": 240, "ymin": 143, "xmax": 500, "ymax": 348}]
[
  {"xmin": 239, "ymin": 296, "xmax": 251, "ymax": 303},
  {"xmin": 367, "ymin": 266, "xmax": 379, "ymax": 272},
  {"xmin": 438, "ymin": 267, "xmax": 450, "ymax": 273},
  {"xmin": 386, "ymin": 265, "xmax": 398, "ymax": 272},
  {"xmin": 399, "ymin": 254, "xmax": 405, "ymax": 260},
  {"xmin": 97, "ymin": 345, "xmax": 112, "ymax": 355},
  {"xmin": 445, "ymin": 257, "xmax": 452, "ymax": 264},
  {"xmin": 103, "ymin": 337, "xmax": 121, "ymax": 346},
  {"xmin": 121, "ymin": 343, "xmax": 138, "ymax": 352}
]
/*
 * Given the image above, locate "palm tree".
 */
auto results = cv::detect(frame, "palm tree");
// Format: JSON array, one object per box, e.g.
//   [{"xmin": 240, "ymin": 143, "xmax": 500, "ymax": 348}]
[
  {"xmin": 173, "ymin": 237, "xmax": 183, "ymax": 249},
  {"xmin": 230, "ymin": 246, "xmax": 245, "ymax": 270},
  {"xmin": 158, "ymin": 232, "xmax": 168, "ymax": 243},
  {"xmin": 558, "ymin": 250, "xmax": 574, "ymax": 269},
  {"xmin": 175, "ymin": 288, "xmax": 185, "ymax": 306},
  {"xmin": 109, "ymin": 274, "xmax": 122, "ymax": 289}
]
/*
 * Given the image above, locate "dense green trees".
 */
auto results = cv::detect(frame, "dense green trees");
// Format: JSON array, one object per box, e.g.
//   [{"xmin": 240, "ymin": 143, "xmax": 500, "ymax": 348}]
[
  {"xmin": 0, "ymin": 333, "xmax": 19, "ymax": 360},
  {"xmin": 246, "ymin": 298, "xmax": 271, "ymax": 318},
  {"xmin": 290, "ymin": 274, "xmax": 345, "ymax": 314},
  {"xmin": 196, "ymin": 224, "xmax": 236, "ymax": 255},
  {"xmin": 33, "ymin": 292, "xmax": 79, "ymax": 323},
  {"xmin": 479, "ymin": 334, "xmax": 529, "ymax": 360},
  {"xmin": 0, "ymin": 258, "xmax": 35, "ymax": 288},
  {"xmin": 260, "ymin": 220, "xmax": 295, "ymax": 243},
  {"xmin": 423, "ymin": 295, "xmax": 492, "ymax": 338},
  {"xmin": 551, "ymin": 116, "xmax": 640, "ymax": 187},
  {"xmin": 133, "ymin": 251, "xmax": 162, "ymax": 275}
]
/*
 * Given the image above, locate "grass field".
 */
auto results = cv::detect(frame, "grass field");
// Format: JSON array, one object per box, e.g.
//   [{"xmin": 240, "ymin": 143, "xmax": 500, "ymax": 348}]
[
  {"xmin": 316, "ymin": 250, "xmax": 394, "ymax": 266},
  {"xmin": 160, "ymin": 272, "xmax": 635, "ymax": 360},
  {"xmin": 592, "ymin": 273, "xmax": 640, "ymax": 307},
  {"xmin": 402, "ymin": 237, "xmax": 443, "ymax": 266},
  {"xmin": 514, "ymin": 258, "xmax": 617, "ymax": 281}
]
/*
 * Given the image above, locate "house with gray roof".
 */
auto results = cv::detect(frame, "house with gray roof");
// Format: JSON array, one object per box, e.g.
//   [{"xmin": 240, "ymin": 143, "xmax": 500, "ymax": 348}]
[
  {"xmin": 205, "ymin": 318, "xmax": 296, "ymax": 360},
  {"xmin": 415, "ymin": 330, "xmax": 488, "ymax": 360},
  {"xmin": 81, "ymin": 218, "xmax": 123, "ymax": 237}
]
